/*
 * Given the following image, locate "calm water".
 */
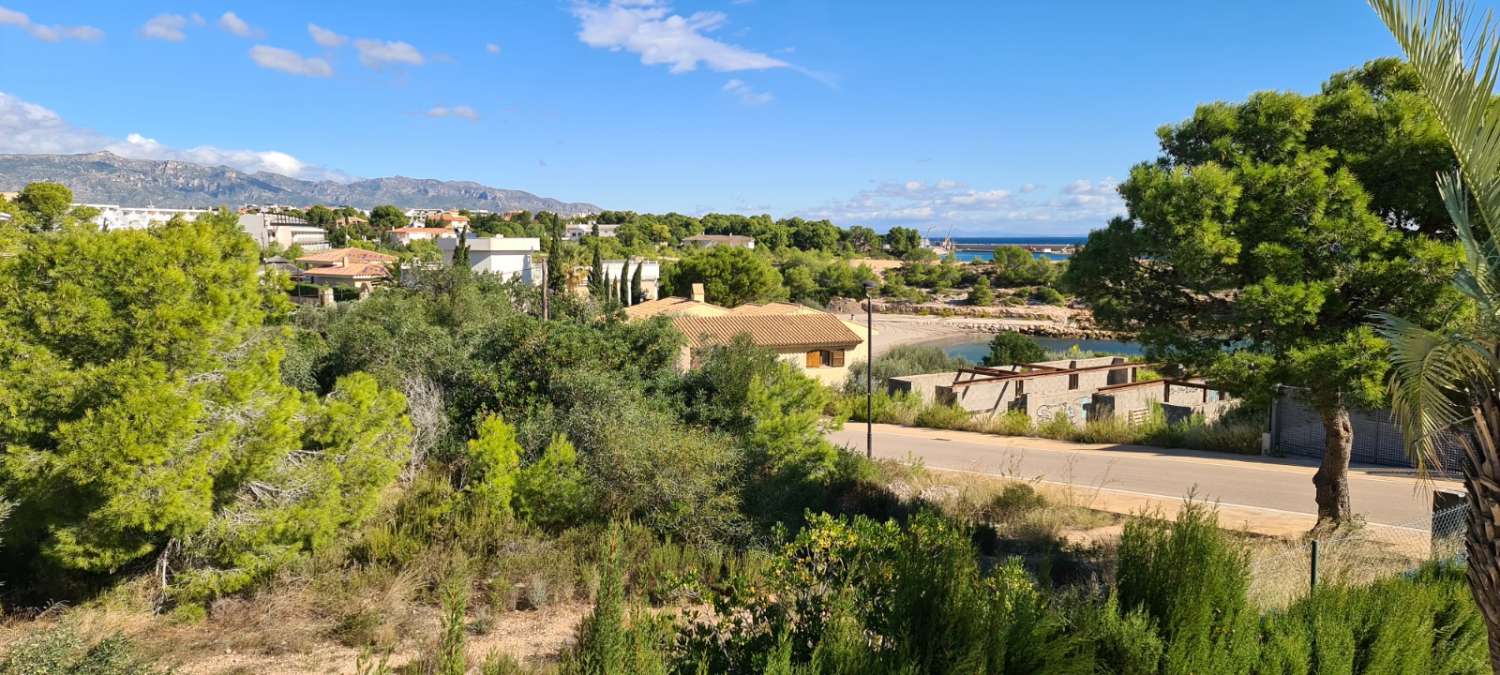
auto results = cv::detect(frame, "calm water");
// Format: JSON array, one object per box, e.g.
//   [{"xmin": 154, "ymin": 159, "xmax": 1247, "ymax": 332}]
[
  {"xmin": 941, "ymin": 335, "xmax": 1143, "ymax": 363},
  {"xmin": 944, "ymin": 236, "xmax": 1086, "ymax": 264}
]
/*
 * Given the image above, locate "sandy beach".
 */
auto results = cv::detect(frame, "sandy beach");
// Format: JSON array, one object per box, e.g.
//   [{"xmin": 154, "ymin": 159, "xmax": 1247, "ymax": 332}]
[{"xmin": 843, "ymin": 312, "xmax": 1059, "ymax": 356}]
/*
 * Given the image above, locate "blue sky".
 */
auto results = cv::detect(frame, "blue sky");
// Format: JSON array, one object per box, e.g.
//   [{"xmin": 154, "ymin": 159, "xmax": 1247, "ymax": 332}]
[{"xmin": 0, "ymin": 1, "xmax": 1419, "ymax": 234}]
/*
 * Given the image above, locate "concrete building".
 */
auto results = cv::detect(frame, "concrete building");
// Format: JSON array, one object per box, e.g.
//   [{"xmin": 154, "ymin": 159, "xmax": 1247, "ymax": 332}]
[
  {"xmin": 682, "ymin": 234, "xmax": 756, "ymax": 249},
  {"xmin": 438, "ymin": 236, "xmax": 541, "ymax": 284},
  {"xmin": 240, "ymin": 213, "xmax": 329, "ymax": 251},
  {"xmin": 889, "ymin": 356, "xmax": 1232, "ymax": 425},
  {"xmin": 83, "ymin": 204, "xmax": 214, "ymax": 230}
]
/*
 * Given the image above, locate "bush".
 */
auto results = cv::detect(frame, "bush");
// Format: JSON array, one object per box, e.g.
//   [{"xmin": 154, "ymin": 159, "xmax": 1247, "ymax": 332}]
[
  {"xmin": 1255, "ymin": 561, "xmax": 1487, "ymax": 674},
  {"xmin": 515, "ymin": 433, "xmax": 592, "ymax": 529},
  {"xmin": 1029, "ymin": 286, "xmax": 1066, "ymax": 305},
  {"xmin": 982, "ymin": 332, "xmax": 1045, "ymax": 366},
  {"xmin": 967, "ymin": 276, "xmax": 994, "ymax": 305},
  {"xmin": 982, "ymin": 482, "xmax": 1047, "ymax": 522},
  {"xmin": 1117, "ymin": 501, "xmax": 1259, "ymax": 674},
  {"xmin": 913, "ymin": 403, "xmax": 973, "ymax": 430},
  {"xmin": 844, "ymin": 344, "xmax": 970, "ymax": 394}
]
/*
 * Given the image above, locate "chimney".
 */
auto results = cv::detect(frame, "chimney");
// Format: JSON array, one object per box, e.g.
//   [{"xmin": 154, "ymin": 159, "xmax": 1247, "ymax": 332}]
[
  {"xmin": 340, "ymin": 254, "xmax": 349, "ymax": 268},
  {"xmin": 691, "ymin": 283, "xmax": 705, "ymax": 303}
]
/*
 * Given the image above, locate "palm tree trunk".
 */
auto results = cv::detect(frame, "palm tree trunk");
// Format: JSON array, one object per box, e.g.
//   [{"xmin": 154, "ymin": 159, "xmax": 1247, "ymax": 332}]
[
  {"xmin": 1464, "ymin": 396, "xmax": 1500, "ymax": 674},
  {"xmin": 1313, "ymin": 406, "xmax": 1354, "ymax": 528}
]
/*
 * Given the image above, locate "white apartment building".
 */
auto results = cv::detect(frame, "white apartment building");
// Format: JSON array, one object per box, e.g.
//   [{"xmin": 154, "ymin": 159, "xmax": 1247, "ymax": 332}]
[
  {"xmin": 239, "ymin": 213, "xmax": 330, "ymax": 251},
  {"xmin": 438, "ymin": 236, "xmax": 541, "ymax": 284},
  {"xmin": 82, "ymin": 204, "xmax": 214, "ymax": 230}
]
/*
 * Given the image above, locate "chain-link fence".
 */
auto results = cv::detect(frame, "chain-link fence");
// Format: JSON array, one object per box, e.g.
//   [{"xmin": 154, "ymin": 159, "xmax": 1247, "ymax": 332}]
[
  {"xmin": 1270, "ymin": 388, "xmax": 1467, "ymax": 473},
  {"xmin": 1246, "ymin": 501, "xmax": 1468, "ymax": 608}
]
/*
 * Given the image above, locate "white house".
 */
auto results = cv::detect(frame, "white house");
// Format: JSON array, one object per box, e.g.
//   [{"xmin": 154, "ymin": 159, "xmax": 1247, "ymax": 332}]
[
  {"xmin": 602, "ymin": 259, "xmax": 660, "ymax": 301},
  {"xmin": 239, "ymin": 213, "xmax": 329, "ymax": 251},
  {"xmin": 82, "ymin": 204, "xmax": 214, "ymax": 230},
  {"xmin": 389, "ymin": 226, "xmax": 457, "ymax": 246},
  {"xmin": 439, "ymin": 236, "xmax": 542, "ymax": 284},
  {"xmin": 564, "ymin": 222, "xmax": 620, "ymax": 241},
  {"xmin": 682, "ymin": 234, "xmax": 755, "ymax": 249}
]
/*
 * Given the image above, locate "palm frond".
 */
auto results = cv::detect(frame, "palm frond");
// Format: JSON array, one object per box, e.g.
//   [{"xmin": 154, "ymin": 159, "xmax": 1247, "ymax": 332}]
[
  {"xmin": 1374, "ymin": 311, "xmax": 1498, "ymax": 470},
  {"xmin": 1370, "ymin": 0, "xmax": 1500, "ymax": 230},
  {"xmin": 1438, "ymin": 172, "xmax": 1500, "ymax": 320}
]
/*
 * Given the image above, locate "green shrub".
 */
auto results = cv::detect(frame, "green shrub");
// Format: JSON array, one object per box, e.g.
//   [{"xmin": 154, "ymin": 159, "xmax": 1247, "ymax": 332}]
[
  {"xmin": 1117, "ymin": 502, "xmax": 1259, "ymax": 674},
  {"xmin": 515, "ymin": 433, "xmax": 592, "ymax": 530},
  {"xmin": 982, "ymin": 332, "xmax": 1045, "ymax": 367},
  {"xmin": 913, "ymin": 403, "xmax": 973, "ymax": 430},
  {"xmin": 1034, "ymin": 412, "xmax": 1079, "ymax": 439},
  {"xmin": 1254, "ymin": 561, "xmax": 1487, "ymax": 674},
  {"xmin": 1029, "ymin": 286, "xmax": 1066, "ymax": 305},
  {"xmin": 1065, "ymin": 593, "xmax": 1163, "ymax": 675},
  {"xmin": 982, "ymin": 482, "xmax": 1047, "ymax": 522},
  {"xmin": 844, "ymin": 344, "xmax": 970, "ymax": 394}
]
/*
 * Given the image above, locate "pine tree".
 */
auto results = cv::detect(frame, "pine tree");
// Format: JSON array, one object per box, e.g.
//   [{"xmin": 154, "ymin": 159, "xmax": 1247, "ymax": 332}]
[{"xmin": 630, "ymin": 260, "xmax": 644, "ymax": 305}]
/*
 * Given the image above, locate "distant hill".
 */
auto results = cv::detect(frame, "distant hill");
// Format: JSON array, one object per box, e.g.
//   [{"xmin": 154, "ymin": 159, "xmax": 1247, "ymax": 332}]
[{"xmin": 0, "ymin": 152, "xmax": 601, "ymax": 215}]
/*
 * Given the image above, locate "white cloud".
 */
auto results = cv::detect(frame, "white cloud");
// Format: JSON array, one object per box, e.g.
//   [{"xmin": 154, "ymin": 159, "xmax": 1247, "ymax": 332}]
[
  {"xmin": 190, "ymin": 13, "xmax": 205, "ymax": 26},
  {"xmin": 800, "ymin": 177, "xmax": 1126, "ymax": 234},
  {"xmin": 354, "ymin": 38, "xmax": 424, "ymax": 67},
  {"xmin": 486, "ymin": 42, "xmax": 501, "ymax": 55},
  {"xmin": 308, "ymin": 23, "xmax": 347, "ymax": 47},
  {"xmin": 142, "ymin": 13, "xmax": 187, "ymax": 41},
  {"xmin": 426, "ymin": 105, "xmax": 480, "ymax": 121},
  {"xmin": 249, "ymin": 45, "xmax": 334, "ymax": 77},
  {"xmin": 0, "ymin": 90, "xmax": 351, "ymax": 181},
  {"xmin": 722, "ymin": 79, "xmax": 772, "ymax": 105},
  {"xmin": 217, "ymin": 11, "xmax": 263, "ymax": 38},
  {"xmin": 0, "ymin": 5, "xmax": 103, "ymax": 42},
  {"xmin": 572, "ymin": 0, "xmax": 787, "ymax": 74}
]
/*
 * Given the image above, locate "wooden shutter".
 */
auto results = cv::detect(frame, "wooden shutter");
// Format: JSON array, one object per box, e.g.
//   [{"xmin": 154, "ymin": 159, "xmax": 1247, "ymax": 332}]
[
  {"xmin": 830, "ymin": 350, "xmax": 846, "ymax": 367},
  {"xmin": 806, "ymin": 350, "xmax": 821, "ymax": 368}
]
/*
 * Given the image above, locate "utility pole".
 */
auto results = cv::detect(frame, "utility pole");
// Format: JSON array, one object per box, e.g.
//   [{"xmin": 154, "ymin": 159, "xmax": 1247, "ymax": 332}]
[{"xmin": 863, "ymin": 280, "xmax": 879, "ymax": 460}]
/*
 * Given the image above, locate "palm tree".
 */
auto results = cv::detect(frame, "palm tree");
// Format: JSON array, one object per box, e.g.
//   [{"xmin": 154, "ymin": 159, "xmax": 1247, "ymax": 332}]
[{"xmin": 1370, "ymin": 0, "xmax": 1500, "ymax": 668}]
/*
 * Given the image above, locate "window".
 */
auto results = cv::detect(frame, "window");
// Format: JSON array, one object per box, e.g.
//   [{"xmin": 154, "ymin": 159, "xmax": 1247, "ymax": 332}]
[{"xmin": 1068, "ymin": 373, "xmax": 1079, "ymax": 391}]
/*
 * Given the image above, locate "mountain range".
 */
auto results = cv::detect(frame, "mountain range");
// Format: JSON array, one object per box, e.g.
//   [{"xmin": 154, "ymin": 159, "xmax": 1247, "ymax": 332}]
[{"xmin": 0, "ymin": 152, "xmax": 601, "ymax": 215}]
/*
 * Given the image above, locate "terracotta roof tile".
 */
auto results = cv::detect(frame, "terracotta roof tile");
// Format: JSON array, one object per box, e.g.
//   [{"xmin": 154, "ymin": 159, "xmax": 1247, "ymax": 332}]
[
  {"xmin": 302, "ymin": 262, "xmax": 390, "ymax": 278},
  {"xmin": 296, "ymin": 248, "xmax": 398, "ymax": 265},
  {"xmin": 672, "ymin": 314, "xmax": 861, "ymax": 351}
]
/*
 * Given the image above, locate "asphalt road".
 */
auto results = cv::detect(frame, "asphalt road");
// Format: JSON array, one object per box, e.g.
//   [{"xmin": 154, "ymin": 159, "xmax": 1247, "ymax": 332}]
[{"xmin": 827, "ymin": 423, "xmax": 1451, "ymax": 528}]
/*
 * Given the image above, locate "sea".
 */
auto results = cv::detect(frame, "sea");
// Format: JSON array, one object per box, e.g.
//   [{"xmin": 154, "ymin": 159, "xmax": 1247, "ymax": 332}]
[{"xmin": 943, "ymin": 235, "xmax": 1087, "ymax": 263}]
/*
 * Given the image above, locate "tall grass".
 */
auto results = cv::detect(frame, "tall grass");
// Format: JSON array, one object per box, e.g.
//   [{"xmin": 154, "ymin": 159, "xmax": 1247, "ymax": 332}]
[{"xmin": 838, "ymin": 389, "xmax": 1266, "ymax": 456}]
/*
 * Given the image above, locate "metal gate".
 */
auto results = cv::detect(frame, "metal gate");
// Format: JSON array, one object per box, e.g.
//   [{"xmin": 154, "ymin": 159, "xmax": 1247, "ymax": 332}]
[{"xmin": 1271, "ymin": 389, "xmax": 1466, "ymax": 473}]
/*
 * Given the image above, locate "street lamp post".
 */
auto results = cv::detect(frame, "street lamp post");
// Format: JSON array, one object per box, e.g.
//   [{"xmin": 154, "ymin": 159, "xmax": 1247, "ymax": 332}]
[{"xmin": 863, "ymin": 279, "xmax": 879, "ymax": 460}]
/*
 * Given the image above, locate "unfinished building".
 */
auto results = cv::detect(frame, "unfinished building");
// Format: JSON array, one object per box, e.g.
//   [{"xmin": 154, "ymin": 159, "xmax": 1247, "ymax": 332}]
[{"xmin": 888, "ymin": 356, "xmax": 1234, "ymax": 425}]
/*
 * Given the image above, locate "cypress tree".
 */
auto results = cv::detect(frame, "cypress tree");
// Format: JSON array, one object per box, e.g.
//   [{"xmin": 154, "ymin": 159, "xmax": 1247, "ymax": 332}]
[
  {"xmin": 589, "ymin": 245, "xmax": 605, "ymax": 299},
  {"xmin": 630, "ymin": 260, "xmax": 644, "ymax": 305},
  {"xmin": 546, "ymin": 234, "xmax": 566, "ymax": 294},
  {"xmin": 450, "ymin": 227, "xmax": 471, "ymax": 270},
  {"xmin": 619, "ymin": 268, "xmax": 630, "ymax": 306}
]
